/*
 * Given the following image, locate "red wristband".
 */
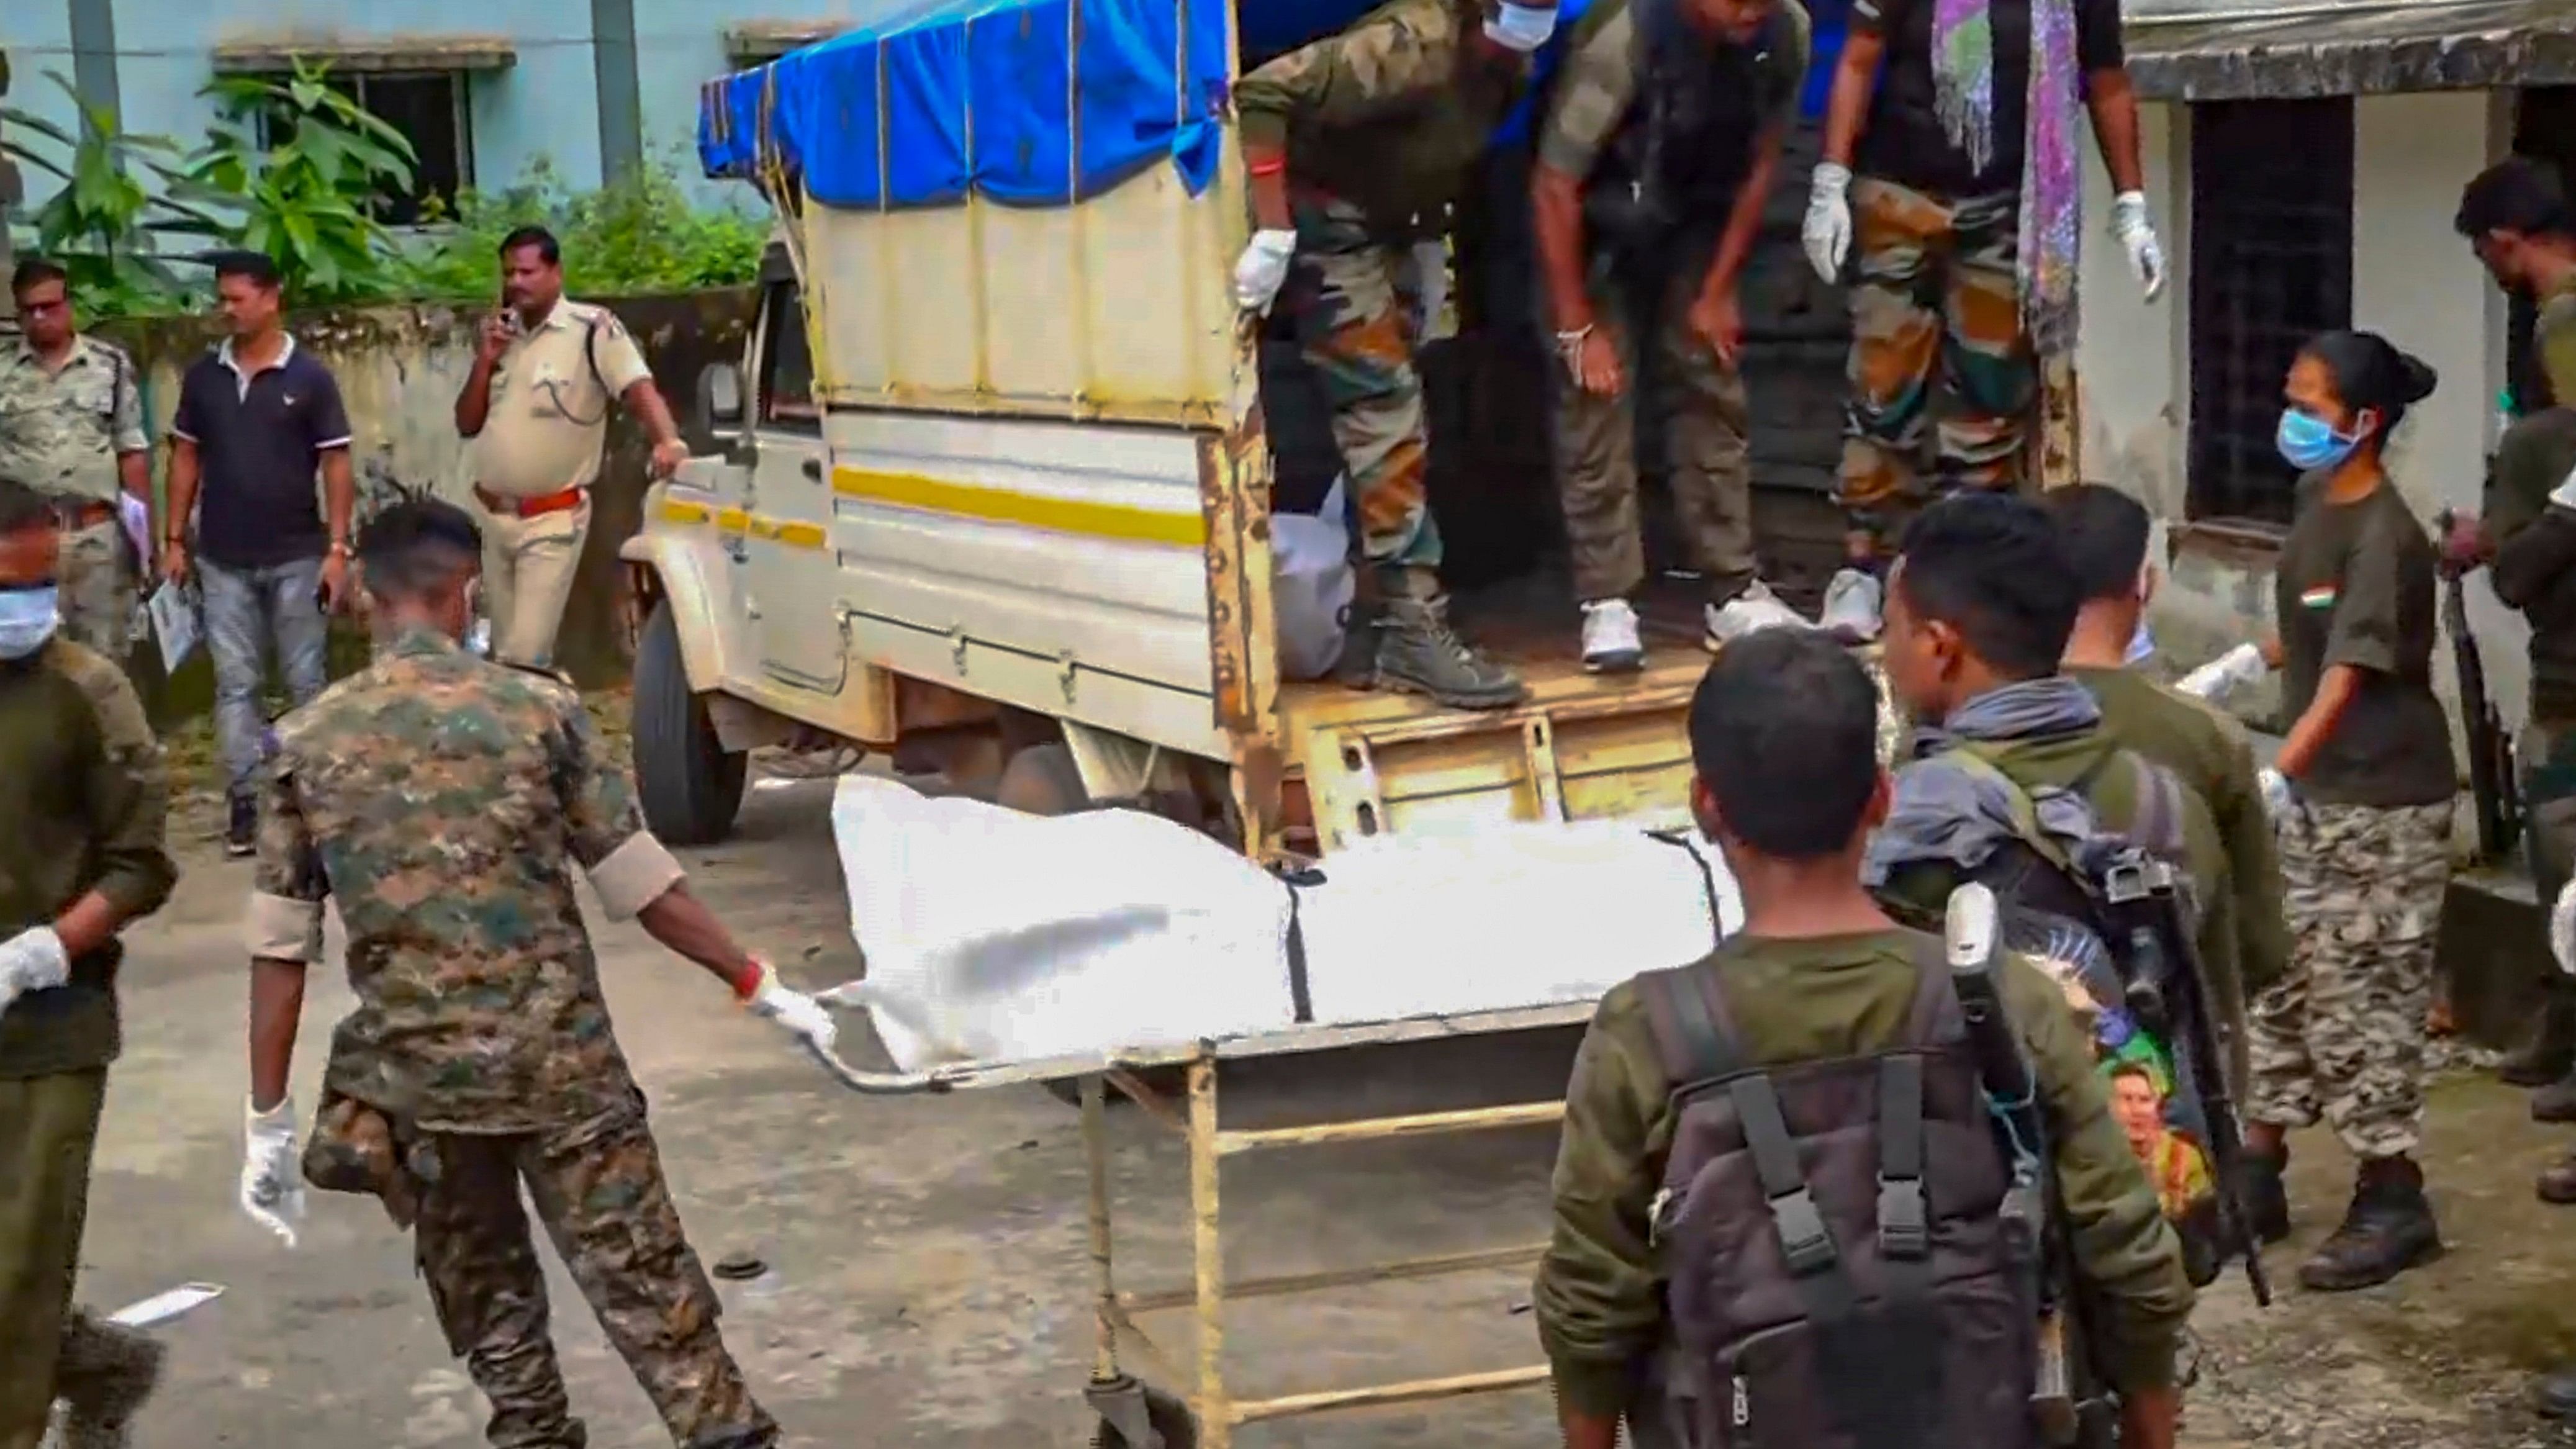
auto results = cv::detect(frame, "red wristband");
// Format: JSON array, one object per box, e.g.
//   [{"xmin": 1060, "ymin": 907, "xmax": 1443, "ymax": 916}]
[{"xmin": 1247, "ymin": 156, "xmax": 1286, "ymax": 178}]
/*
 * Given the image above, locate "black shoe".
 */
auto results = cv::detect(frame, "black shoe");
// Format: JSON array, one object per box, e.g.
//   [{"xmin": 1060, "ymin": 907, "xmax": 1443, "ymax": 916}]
[
  {"xmin": 2237, "ymin": 1145, "xmax": 2293, "ymax": 1246},
  {"xmin": 2536, "ymin": 1070, "xmax": 2576, "ymax": 1124},
  {"xmin": 2503, "ymin": 989, "xmax": 2576, "ymax": 1086},
  {"xmin": 225, "ymin": 793, "xmax": 256, "ymax": 858},
  {"xmin": 2297, "ymin": 1156, "xmax": 2442, "ymax": 1293},
  {"xmin": 57, "ymin": 1311, "xmax": 165, "ymax": 1449}
]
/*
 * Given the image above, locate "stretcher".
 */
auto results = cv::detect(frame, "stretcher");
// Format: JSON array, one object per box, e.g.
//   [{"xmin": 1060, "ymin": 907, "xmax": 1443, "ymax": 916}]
[{"xmin": 802, "ymin": 1001, "xmax": 1588, "ymax": 1448}]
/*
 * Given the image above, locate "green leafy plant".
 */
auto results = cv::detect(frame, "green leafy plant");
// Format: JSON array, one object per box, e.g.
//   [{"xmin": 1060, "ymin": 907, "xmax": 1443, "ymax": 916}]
[
  {"xmin": 1, "ymin": 74, "xmax": 213, "ymax": 315},
  {"xmin": 395, "ymin": 155, "xmax": 766, "ymax": 300},
  {"xmin": 174, "ymin": 61, "xmax": 419, "ymax": 302}
]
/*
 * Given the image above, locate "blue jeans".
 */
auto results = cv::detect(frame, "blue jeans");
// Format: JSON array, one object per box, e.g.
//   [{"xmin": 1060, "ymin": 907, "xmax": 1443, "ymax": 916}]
[{"xmin": 201, "ymin": 557, "xmax": 329, "ymax": 798}]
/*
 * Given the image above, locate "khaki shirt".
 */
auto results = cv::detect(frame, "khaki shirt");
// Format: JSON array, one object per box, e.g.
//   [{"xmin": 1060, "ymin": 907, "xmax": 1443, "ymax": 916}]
[
  {"xmin": 0, "ymin": 333, "xmax": 147, "ymax": 505},
  {"xmin": 469, "ymin": 299, "xmax": 654, "ymax": 499}
]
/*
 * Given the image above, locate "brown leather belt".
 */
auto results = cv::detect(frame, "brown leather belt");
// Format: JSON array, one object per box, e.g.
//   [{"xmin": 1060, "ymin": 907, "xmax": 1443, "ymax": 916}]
[
  {"xmin": 474, "ymin": 485, "xmax": 585, "ymax": 518},
  {"xmin": 53, "ymin": 500, "xmax": 116, "ymax": 530}
]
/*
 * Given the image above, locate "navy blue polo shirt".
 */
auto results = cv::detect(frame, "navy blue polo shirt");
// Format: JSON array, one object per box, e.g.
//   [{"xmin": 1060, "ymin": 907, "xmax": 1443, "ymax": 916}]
[{"xmin": 171, "ymin": 336, "xmax": 352, "ymax": 569}]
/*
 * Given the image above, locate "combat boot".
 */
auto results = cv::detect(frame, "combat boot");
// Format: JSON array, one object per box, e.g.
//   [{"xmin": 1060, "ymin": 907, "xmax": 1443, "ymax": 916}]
[
  {"xmin": 2236, "ymin": 1144, "xmax": 2293, "ymax": 1246},
  {"xmin": 2507, "ymin": 983, "xmax": 2576, "ymax": 1087},
  {"xmin": 2535, "ymin": 1065, "xmax": 2576, "ymax": 1123},
  {"xmin": 55, "ymin": 1312, "xmax": 165, "ymax": 1448},
  {"xmin": 1373, "ymin": 572, "xmax": 1524, "ymax": 711},
  {"xmin": 2297, "ymin": 1155, "xmax": 2442, "ymax": 1292},
  {"xmin": 1334, "ymin": 576, "xmax": 1382, "ymax": 689}
]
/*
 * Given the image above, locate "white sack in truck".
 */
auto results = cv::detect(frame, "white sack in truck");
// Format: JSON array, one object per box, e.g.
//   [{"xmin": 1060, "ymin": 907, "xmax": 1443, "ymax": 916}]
[
  {"xmin": 1271, "ymin": 476, "xmax": 1354, "ymax": 682},
  {"xmin": 826, "ymin": 774, "xmax": 1742, "ymax": 1072}
]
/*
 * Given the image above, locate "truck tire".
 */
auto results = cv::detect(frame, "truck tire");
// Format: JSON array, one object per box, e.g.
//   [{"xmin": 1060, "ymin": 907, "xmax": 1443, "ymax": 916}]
[
  {"xmin": 633, "ymin": 598, "xmax": 748, "ymax": 846},
  {"xmin": 995, "ymin": 742, "xmax": 1089, "ymax": 816}
]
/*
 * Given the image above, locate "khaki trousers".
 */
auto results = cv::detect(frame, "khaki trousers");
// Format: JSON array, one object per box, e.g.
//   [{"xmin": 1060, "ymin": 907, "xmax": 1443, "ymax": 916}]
[{"xmin": 479, "ymin": 494, "xmax": 592, "ymax": 670}]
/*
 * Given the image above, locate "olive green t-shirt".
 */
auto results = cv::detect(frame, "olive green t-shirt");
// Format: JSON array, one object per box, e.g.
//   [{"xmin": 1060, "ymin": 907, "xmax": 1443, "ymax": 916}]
[
  {"xmin": 1532, "ymin": 928, "xmax": 2192, "ymax": 1419},
  {"xmin": 2275, "ymin": 477, "xmax": 2456, "ymax": 807}
]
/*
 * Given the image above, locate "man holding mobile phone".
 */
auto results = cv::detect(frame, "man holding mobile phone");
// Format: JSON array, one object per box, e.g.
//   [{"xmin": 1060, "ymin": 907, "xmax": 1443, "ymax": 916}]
[
  {"xmin": 454, "ymin": 227, "xmax": 689, "ymax": 674},
  {"xmin": 163, "ymin": 250, "xmax": 355, "ymax": 859}
]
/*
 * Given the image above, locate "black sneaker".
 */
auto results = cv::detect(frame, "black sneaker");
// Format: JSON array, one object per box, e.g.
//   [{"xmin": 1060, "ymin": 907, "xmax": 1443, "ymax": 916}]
[
  {"xmin": 2297, "ymin": 1156, "xmax": 2442, "ymax": 1292},
  {"xmin": 225, "ymin": 793, "xmax": 256, "ymax": 858}
]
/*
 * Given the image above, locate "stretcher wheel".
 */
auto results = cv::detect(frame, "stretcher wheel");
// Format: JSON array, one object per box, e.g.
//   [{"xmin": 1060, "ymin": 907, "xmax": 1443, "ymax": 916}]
[{"xmin": 1091, "ymin": 1383, "xmax": 1196, "ymax": 1449}]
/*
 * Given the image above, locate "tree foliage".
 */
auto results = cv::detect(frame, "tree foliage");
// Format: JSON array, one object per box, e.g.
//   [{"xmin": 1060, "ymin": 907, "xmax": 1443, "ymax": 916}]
[{"xmin": 4, "ymin": 66, "xmax": 765, "ymax": 319}]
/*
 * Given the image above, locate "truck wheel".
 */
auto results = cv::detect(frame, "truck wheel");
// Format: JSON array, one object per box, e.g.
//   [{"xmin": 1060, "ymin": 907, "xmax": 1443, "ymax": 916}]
[
  {"xmin": 633, "ymin": 598, "xmax": 748, "ymax": 845},
  {"xmin": 995, "ymin": 742, "xmax": 1089, "ymax": 817}
]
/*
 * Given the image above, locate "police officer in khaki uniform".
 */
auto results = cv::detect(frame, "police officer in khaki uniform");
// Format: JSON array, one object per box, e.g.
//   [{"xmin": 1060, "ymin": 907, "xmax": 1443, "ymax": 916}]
[
  {"xmin": 0, "ymin": 260, "xmax": 151, "ymax": 664},
  {"xmin": 454, "ymin": 226, "xmax": 689, "ymax": 672}
]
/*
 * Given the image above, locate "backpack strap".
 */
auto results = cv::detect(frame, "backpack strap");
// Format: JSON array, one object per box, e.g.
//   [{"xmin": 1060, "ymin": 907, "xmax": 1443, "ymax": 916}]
[
  {"xmin": 1941, "ymin": 743, "xmax": 2083, "ymax": 880},
  {"xmin": 1637, "ymin": 959, "xmax": 1745, "ymax": 1088}
]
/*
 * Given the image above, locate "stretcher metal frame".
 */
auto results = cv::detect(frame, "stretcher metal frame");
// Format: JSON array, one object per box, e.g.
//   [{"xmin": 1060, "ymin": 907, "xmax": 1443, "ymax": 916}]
[{"xmin": 803, "ymin": 1001, "xmax": 1589, "ymax": 1447}]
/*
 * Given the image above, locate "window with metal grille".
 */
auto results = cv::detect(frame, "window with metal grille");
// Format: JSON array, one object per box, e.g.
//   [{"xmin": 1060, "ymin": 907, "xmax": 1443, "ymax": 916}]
[
  {"xmin": 2186, "ymin": 98, "xmax": 2354, "ymax": 526},
  {"xmin": 255, "ymin": 72, "xmax": 472, "ymax": 227},
  {"xmin": 2508, "ymin": 87, "xmax": 2576, "ymax": 415}
]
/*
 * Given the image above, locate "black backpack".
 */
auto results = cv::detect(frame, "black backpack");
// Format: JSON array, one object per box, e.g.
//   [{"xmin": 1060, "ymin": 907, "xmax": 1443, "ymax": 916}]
[{"xmin": 1634, "ymin": 938, "xmax": 2038, "ymax": 1449}]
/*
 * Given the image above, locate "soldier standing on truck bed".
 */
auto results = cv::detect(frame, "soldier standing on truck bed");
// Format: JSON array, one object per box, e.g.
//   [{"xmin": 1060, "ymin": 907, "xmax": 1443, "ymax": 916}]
[
  {"xmin": 235, "ymin": 498, "xmax": 839, "ymax": 1449},
  {"xmin": 1529, "ymin": 0, "xmax": 1813, "ymax": 672},
  {"xmin": 1799, "ymin": 0, "xmax": 2165, "ymax": 643},
  {"xmin": 1231, "ymin": 0, "xmax": 1559, "ymax": 711}
]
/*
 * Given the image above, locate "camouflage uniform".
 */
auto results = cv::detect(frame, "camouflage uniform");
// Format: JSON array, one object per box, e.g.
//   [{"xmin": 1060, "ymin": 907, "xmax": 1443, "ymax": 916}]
[
  {"xmin": 1835, "ymin": 181, "xmax": 2031, "ymax": 552},
  {"xmin": 2539, "ymin": 274, "xmax": 2576, "ymax": 412},
  {"xmin": 2248, "ymin": 801, "xmax": 2453, "ymax": 1160},
  {"xmin": 1237, "ymin": 0, "xmax": 1526, "ymax": 587},
  {"xmin": 0, "ymin": 335, "xmax": 147, "ymax": 660},
  {"xmin": 246, "ymin": 626, "xmax": 775, "ymax": 1449}
]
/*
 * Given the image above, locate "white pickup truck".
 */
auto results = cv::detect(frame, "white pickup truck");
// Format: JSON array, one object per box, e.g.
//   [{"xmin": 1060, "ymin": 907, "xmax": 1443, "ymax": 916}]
[{"xmin": 633, "ymin": 0, "xmax": 1972, "ymax": 857}]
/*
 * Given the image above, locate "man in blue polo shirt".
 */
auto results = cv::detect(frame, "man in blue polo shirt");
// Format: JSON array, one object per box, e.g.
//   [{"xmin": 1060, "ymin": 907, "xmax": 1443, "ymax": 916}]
[{"xmin": 163, "ymin": 251, "xmax": 358, "ymax": 856}]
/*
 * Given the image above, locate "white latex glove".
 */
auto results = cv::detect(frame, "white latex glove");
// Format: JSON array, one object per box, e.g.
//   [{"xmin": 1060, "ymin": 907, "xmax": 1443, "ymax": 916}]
[
  {"xmin": 0, "ymin": 926, "xmax": 70, "ymax": 1015},
  {"xmin": 1232, "ymin": 229, "xmax": 1298, "ymax": 315},
  {"xmin": 2549, "ymin": 459, "xmax": 2576, "ymax": 513},
  {"xmin": 2257, "ymin": 767, "xmax": 2312, "ymax": 836},
  {"xmin": 240, "ymin": 1097, "xmax": 305, "ymax": 1248},
  {"xmin": 2553, "ymin": 876, "xmax": 2576, "ymax": 978},
  {"xmin": 2111, "ymin": 191, "xmax": 2166, "ymax": 302},
  {"xmin": 1408, "ymin": 238, "xmax": 1450, "ymax": 341},
  {"xmin": 2175, "ymin": 642, "xmax": 2267, "ymax": 702},
  {"xmin": 743, "ymin": 959, "xmax": 839, "ymax": 1057},
  {"xmin": 1803, "ymin": 163, "xmax": 1853, "ymax": 284}
]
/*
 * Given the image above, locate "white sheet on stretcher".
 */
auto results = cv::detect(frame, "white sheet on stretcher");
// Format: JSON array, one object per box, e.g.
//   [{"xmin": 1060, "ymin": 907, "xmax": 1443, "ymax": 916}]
[{"xmin": 828, "ymin": 774, "xmax": 1742, "ymax": 1072}]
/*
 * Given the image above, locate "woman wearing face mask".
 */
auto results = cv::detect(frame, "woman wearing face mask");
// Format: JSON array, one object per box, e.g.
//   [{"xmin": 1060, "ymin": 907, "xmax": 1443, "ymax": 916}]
[{"xmin": 2239, "ymin": 329, "xmax": 2455, "ymax": 1295}]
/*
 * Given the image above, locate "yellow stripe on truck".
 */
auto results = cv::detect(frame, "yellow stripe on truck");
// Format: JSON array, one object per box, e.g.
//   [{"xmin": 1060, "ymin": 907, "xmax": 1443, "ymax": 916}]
[
  {"xmin": 658, "ymin": 499, "xmax": 714, "ymax": 526},
  {"xmin": 748, "ymin": 518, "xmax": 831, "ymax": 550},
  {"xmin": 832, "ymin": 466, "xmax": 1206, "ymax": 548}
]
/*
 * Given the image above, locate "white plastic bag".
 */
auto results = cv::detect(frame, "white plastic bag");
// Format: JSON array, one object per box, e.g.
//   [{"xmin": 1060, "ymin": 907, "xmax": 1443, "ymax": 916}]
[{"xmin": 1272, "ymin": 476, "xmax": 1355, "ymax": 682}]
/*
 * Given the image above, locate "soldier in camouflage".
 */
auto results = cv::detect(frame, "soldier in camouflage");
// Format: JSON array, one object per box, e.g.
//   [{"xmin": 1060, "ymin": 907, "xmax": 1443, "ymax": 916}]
[
  {"xmin": 0, "ymin": 260, "xmax": 151, "ymax": 664},
  {"xmin": 235, "ymin": 499, "xmax": 840, "ymax": 1449},
  {"xmin": 1231, "ymin": 0, "xmax": 1556, "ymax": 710}
]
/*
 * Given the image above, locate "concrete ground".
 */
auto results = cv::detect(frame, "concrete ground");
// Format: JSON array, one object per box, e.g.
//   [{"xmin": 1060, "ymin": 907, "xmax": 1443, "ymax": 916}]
[{"xmin": 71, "ymin": 772, "xmax": 2576, "ymax": 1448}]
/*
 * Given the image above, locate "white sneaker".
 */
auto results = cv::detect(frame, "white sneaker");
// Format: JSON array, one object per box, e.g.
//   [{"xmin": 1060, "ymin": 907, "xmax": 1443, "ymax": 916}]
[
  {"xmin": 1818, "ymin": 567, "xmax": 1884, "ymax": 644},
  {"xmin": 1704, "ymin": 580, "xmax": 1808, "ymax": 651},
  {"xmin": 1580, "ymin": 598, "xmax": 1645, "ymax": 674}
]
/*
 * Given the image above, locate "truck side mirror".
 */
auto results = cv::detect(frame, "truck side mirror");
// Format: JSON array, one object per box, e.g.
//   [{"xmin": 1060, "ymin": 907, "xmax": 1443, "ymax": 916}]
[{"xmin": 698, "ymin": 363, "xmax": 744, "ymax": 436}]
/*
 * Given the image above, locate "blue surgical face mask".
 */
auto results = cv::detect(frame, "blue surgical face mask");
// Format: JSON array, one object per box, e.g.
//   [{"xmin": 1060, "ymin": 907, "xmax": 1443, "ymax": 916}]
[
  {"xmin": 0, "ymin": 585, "xmax": 61, "ymax": 661},
  {"xmin": 2277, "ymin": 407, "xmax": 2367, "ymax": 473}
]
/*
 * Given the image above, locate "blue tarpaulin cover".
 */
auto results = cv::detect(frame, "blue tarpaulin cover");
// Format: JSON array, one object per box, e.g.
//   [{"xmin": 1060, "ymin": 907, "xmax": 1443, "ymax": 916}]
[{"xmin": 699, "ymin": 0, "xmax": 1228, "ymax": 209}]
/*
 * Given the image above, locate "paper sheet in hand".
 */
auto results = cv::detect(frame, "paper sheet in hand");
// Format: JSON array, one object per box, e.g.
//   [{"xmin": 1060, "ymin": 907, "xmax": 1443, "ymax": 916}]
[
  {"xmin": 829, "ymin": 775, "xmax": 1739, "ymax": 1072},
  {"xmin": 147, "ymin": 583, "xmax": 201, "ymax": 674}
]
